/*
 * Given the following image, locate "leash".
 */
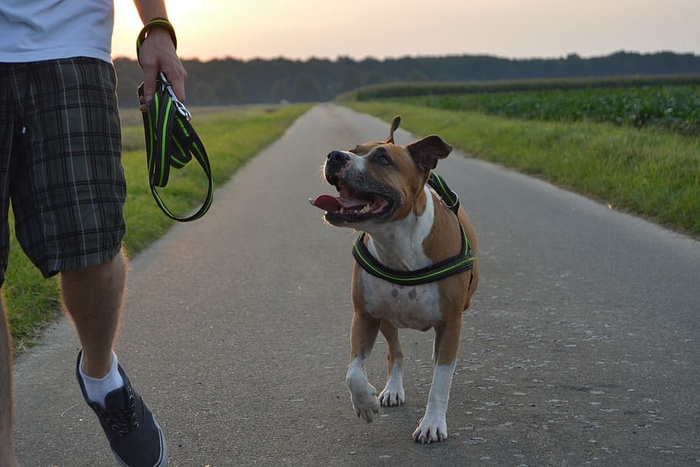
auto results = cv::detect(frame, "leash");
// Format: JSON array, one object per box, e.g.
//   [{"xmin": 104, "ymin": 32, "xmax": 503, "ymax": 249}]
[
  {"xmin": 137, "ymin": 72, "xmax": 213, "ymax": 222},
  {"xmin": 352, "ymin": 172, "xmax": 475, "ymax": 286}
]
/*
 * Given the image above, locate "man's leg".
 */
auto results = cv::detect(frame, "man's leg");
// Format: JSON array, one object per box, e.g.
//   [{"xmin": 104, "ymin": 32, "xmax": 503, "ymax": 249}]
[
  {"xmin": 0, "ymin": 297, "xmax": 19, "ymax": 467},
  {"xmin": 64, "ymin": 250, "xmax": 167, "ymax": 467},
  {"xmin": 61, "ymin": 251, "xmax": 126, "ymax": 379}
]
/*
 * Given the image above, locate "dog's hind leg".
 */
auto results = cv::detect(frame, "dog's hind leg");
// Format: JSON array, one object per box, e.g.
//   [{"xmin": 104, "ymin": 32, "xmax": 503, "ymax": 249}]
[
  {"xmin": 378, "ymin": 319, "xmax": 405, "ymax": 407},
  {"xmin": 346, "ymin": 310, "xmax": 381, "ymax": 423}
]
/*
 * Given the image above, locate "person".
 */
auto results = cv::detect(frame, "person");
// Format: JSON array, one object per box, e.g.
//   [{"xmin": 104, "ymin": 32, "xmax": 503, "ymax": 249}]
[{"xmin": 0, "ymin": 1, "xmax": 187, "ymax": 466}]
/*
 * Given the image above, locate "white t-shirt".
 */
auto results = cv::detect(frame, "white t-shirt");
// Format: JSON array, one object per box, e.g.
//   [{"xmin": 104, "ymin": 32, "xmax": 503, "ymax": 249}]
[{"xmin": 0, "ymin": 0, "xmax": 114, "ymax": 63}]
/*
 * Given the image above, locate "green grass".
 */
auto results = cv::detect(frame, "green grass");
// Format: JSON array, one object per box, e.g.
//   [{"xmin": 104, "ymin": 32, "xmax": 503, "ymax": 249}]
[
  {"xmin": 341, "ymin": 101, "xmax": 700, "ymax": 238},
  {"xmin": 5, "ymin": 104, "xmax": 311, "ymax": 353}
]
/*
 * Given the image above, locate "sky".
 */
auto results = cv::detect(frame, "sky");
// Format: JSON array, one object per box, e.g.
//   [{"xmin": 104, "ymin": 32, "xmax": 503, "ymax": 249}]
[{"xmin": 112, "ymin": 0, "xmax": 700, "ymax": 61}]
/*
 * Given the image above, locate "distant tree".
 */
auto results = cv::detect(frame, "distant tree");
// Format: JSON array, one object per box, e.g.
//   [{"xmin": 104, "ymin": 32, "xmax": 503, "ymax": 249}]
[
  {"xmin": 270, "ymin": 79, "xmax": 290, "ymax": 103},
  {"xmin": 112, "ymin": 52, "xmax": 700, "ymax": 106},
  {"xmin": 365, "ymin": 70, "xmax": 387, "ymax": 85},
  {"xmin": 325, "ymin": 82, "xmax": 340, "ymax": 99},
  {"xmin": 114, "ymin": 57, "xmax": 144, "ymax": 108},
  {"xmin": 116, "ymin": 75, "xmax": 141, "ymax": 108},
  {"xmin": 339, "ymin": 67, "xmax": 363, "ymax": 92},
  {"xmin": 293, "ymin": 73, "xmax": 322, "ymax": 102},
  {"xmin": 192, "ymin": 82, "xmax": 217, "ymax": 105},
  {"xmin": 214, "ymin": 73, "xmax": 243, "ymax": 104},
  {"xmin": 406, "ymin": 69, "xmax": 429, "ymax": 82}
]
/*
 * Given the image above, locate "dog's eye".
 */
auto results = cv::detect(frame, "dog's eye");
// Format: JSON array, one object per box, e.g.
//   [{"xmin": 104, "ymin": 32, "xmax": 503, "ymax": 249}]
[{"xmin": 373, "ymin": 152, "xmax": 392, "ymax": 166}]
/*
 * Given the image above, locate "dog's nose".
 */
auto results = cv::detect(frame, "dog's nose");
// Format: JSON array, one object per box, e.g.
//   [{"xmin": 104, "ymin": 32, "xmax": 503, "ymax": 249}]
[
  {"xmin": 326, "ymin": 150, "xmax": 350, "ymax": 173},
  {"xmin": 325, "ymin": 150, "xmax": 350, "ymax": 185},
  {"xmin": 327, "ymin": 150, "xmax": 350, "ymax": 163}
]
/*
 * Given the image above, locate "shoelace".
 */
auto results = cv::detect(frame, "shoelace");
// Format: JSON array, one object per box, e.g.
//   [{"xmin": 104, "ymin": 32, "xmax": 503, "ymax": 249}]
[
  {"xmin": 102, "ymin": 395, "xmax": 140, "ymax": 436},
  {"xmin": 138, "ymin": 72, "xmax": 213, "ymax": 222}
]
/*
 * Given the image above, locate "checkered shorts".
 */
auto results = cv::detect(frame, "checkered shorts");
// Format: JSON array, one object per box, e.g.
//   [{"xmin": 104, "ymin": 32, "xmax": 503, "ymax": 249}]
[{"xmin": 0, "ymin": 58, "xmax": 126, "ymax": 282}]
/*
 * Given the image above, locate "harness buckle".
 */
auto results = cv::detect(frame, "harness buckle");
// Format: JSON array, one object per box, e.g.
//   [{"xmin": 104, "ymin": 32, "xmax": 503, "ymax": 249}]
[{"xmin": 443, "ymin": 192, "xmax": 460, "ymax": 212}]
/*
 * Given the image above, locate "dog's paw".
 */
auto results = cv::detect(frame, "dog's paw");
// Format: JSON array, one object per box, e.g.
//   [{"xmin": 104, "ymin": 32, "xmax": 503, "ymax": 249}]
[
  {"xmin": 351, "ymin": 387, "xmax": 380, "ymax": 423},
  {"xmin": 346, "ymin": 361, "xmax": 380, "ymax": 422},
  {"xmin": 379, "ymin": 381, "xmax": 405, "ymax": 407},
  {"xmin": 412, "ymin": 415, "xmax": 448, "ymax": 444}
]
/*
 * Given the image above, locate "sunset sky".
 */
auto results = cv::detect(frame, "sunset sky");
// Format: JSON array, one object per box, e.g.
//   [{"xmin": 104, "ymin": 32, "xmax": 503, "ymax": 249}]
[{"xmin": 112, "ymin": 0, "xmax": 699, "ymax": 61}]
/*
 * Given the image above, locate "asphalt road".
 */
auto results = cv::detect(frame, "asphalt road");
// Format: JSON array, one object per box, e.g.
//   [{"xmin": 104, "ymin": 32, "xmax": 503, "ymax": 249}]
[{"xmin": 13, "ymin": 104, "xmax": 700, "ymax": 466}]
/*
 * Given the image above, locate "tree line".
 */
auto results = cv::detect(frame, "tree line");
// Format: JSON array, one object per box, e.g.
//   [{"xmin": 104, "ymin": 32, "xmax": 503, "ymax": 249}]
[{"xmin": 114, "ymin": 51, "xmax": 700, "ymax": 108}]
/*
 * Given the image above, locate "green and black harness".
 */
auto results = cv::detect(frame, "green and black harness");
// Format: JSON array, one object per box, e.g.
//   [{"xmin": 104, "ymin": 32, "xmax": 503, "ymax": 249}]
[{"xmin": 352, "ymin": 172, "xmax": 475, "ymax": 286}]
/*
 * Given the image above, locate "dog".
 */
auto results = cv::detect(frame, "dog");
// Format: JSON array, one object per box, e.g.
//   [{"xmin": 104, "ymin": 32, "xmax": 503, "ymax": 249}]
[{"xmin": 310, "ymin": 116, "xmax": 479, "ymax": 443}]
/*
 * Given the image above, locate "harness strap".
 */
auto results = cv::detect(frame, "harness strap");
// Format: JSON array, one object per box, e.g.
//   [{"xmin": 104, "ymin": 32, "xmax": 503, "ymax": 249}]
[
  {"xmin": 139, "ymin": 73, "xmax": 213, "ymax": 222},
  {"xmin": 428, "ymin": 171, "xmax": 459, "ymax": 213},
  {"xmin": 352, "ymin": 172, "xmax": 475, "ymax": 286}
]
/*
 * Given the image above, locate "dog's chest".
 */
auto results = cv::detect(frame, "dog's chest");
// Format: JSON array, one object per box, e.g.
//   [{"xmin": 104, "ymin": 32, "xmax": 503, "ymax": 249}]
[{"xmin": 360, "ymin": 272, "xmax": 441, "ymax": 330}]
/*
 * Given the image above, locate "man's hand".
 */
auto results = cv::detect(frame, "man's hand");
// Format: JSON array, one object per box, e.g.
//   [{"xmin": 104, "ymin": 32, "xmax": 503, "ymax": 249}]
[{"xmin": 138, "ymin": 27, "xmax": 187, "ymax": 112}]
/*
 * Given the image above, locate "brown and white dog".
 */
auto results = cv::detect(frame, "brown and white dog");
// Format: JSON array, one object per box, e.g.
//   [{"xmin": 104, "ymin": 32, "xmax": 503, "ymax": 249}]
[{"xmin": 311, "ymin": 117, "xmax": 479, "ymax": 443}]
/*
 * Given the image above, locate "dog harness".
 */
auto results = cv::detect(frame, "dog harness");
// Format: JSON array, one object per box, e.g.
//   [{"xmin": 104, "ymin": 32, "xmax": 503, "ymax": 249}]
[
  {"xmin": 352, "ymin": 172, "xmax": 475, "ymax": 286},
  {"xmin": 138, "ymin": 72, "xmax": 213, "ymax": 222}
]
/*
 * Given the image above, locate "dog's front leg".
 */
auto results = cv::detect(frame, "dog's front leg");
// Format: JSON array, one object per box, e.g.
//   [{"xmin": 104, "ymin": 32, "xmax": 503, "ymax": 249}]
[
  {"xmin": 346, "ymin": 310, "xmax": 381, "ymax": 423},
  {"xmin": 378, "ymin": 319, "xmax": 405, "ymax": 407},
  {"xmin": 412, "ymin": 318, "xmax": 461, "ymax": 444}
]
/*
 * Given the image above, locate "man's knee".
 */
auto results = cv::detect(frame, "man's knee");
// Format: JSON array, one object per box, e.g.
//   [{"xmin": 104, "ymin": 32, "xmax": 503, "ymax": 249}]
[{"xmin": 60, "ymin": 250, "xmax": 126, "ymax": 285}]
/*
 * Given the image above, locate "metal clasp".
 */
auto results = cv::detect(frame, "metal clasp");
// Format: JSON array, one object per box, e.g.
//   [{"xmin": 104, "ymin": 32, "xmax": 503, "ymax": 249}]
[{"xmin": 159, "ymin": 72, "xmax": 191, "ymax": 121}]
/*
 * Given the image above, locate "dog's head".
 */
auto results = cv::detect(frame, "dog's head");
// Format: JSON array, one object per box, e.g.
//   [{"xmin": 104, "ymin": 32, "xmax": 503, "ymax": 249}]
[{"xmin": 310, "ymin": 116, "xmax": 452, "ymax": 227}]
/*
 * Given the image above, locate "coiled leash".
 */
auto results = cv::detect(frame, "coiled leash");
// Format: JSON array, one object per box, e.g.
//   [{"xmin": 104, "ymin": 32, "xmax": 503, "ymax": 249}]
[{"xmin": 136, "ymin": 18, "xmax": 213, "ymax": 222}]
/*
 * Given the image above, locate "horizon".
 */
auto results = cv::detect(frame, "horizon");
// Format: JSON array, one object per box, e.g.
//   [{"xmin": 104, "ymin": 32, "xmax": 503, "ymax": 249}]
[
  {"xmin": 112, "ymin": 0, "xmax": 700, "ymax": 63},
  {"xmin": 111, "ymin": 49, "xmax": 699, "ymax": 64}
]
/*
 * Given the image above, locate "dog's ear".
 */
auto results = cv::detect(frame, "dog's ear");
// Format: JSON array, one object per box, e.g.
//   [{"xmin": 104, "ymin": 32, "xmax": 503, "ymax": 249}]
[
  {"xmin": 406, "ymin": 135, "xmax": 453, "ymax": 172},
  {"xmin": 385, "ymin": 116, "xmax": 401, "ymax": 144}
]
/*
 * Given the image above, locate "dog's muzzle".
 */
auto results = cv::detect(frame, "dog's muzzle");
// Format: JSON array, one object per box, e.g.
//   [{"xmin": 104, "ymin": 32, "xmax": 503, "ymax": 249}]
[{"xmin": 325, "ymin": 150, "xmax": 350, "ymax": 185}]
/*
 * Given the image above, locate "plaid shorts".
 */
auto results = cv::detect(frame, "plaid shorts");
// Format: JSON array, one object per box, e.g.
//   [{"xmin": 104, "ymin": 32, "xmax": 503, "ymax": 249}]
[{"xmin": 0, "ymin": 58, "xmax": 126, "ymax": 282}]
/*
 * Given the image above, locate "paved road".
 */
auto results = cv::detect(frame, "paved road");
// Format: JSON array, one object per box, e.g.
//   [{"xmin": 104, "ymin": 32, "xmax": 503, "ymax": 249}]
[{"xmin": 13, "ymin": 104, "xmax": 700, "ymax": 466}]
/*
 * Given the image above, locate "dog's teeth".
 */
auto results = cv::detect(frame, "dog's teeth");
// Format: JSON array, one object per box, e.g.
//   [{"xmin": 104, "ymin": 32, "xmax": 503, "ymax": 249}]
[{"xmin": 337, "ymin": 204, "xmax": 373, "ymax": 216}]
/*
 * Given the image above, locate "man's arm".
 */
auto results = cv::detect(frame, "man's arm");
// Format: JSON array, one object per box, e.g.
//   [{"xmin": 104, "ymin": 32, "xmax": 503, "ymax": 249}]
[{"xmin": 132, "ymin": 0, "xmax": 187, "ymax": 111}]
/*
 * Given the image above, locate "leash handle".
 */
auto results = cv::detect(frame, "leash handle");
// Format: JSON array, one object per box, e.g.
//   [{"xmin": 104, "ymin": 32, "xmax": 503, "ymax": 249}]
[{"xmin": 138, "ymin": 74, "xmax": 214, "ymax": 222}]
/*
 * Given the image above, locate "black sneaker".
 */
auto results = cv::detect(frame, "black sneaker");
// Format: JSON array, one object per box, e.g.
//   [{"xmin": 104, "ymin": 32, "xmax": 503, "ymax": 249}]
[{"xmin": 76, "ymin": 351, "xmax": 167, "ymax": 467}]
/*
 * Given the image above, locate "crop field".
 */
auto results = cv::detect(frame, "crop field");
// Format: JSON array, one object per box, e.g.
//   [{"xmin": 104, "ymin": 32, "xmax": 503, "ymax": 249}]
[
  {"xmin": 412, "ymin": 85, "xmax": 700, "ymax": 136},
  {"xmin": 351, "ymin": 75, "xmax": 700, "ymax": 136}
]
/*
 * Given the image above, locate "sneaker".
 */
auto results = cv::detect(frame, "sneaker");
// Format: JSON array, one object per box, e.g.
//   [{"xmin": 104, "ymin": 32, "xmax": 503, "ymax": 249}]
[{"xmin": 76, "ymin": 351, "xmax": 167, "ymax": 467}]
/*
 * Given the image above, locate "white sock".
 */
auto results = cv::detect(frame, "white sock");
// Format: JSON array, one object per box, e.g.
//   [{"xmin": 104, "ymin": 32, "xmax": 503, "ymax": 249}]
[{"xmin": 79, "ymin": 351, "xmax": 124, "ymax": 409}]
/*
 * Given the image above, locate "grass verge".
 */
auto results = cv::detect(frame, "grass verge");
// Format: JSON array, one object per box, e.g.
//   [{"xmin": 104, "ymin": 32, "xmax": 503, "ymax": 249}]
[
  {"xmin": 341, "ymin": 101, "xmax": 700, "ymax": 238},
  {"xmin": 6, "ymin": 104, "xmax": 311, "ymax": 353}
]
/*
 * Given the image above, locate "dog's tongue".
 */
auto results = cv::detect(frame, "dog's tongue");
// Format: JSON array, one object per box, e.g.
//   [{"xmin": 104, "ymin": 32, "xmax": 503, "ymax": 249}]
[
  {"xmin": 310, "ymin": 195, "xmax": 369, "ymax": 212},
  {"xmin": 310, "ymin": 195, "xmax": 341, "ymax": 211}
]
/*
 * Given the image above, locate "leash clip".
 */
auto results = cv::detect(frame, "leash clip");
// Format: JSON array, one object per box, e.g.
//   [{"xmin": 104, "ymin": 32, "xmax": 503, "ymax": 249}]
[{"xmin": 158, "ymin": 72, "xmax": 191, "ymax": 121}]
